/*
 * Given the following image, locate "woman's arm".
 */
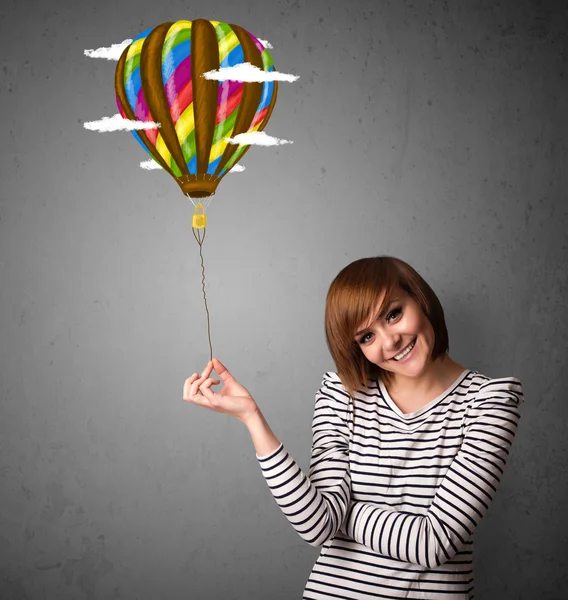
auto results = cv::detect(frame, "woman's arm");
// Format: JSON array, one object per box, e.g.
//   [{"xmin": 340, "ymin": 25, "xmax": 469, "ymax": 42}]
[
  {"xmin": 247, "ymin": 374, "xmax": 352, "ymax": 547},
  {"xmin": 342, "ymin": 378, "xmax": 523, "ymax": 568},
  {"xmin": 184, "ymin": 360, "xmax": 352, "ymax": 547}
]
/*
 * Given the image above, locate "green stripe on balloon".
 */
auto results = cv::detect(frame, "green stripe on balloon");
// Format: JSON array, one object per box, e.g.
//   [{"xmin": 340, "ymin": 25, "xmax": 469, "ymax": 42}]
[
  {"xmin": 261, "ymin": 49, "xmax": 274, "ymax": 70},
  {"xmin": 215, "ymin": 21, "xmax": 233, "ymax": 40},
  {"xmin": 223, "ymin": 144, "xmax": 247, "ymax": 171},
  {"xmin": 212, "ymin": 108, "xmax": 238, "ymax": 147},
  {"xmin": 163, "ymin": 24, "xmax": 190, "ymax": 58},
  {"xmin": 125, "ymin": 53, "xmax": 141, "ymax": 81},
  {"xmin": 179, "ymin": 129, "xmax": 196, "ymax": 167}
]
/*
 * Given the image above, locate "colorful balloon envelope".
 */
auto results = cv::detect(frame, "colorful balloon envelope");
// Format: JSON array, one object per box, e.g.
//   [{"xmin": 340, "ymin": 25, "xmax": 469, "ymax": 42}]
[{"xmin": 115, "ymin": 19, "xmax": 278, "ymax": 199}]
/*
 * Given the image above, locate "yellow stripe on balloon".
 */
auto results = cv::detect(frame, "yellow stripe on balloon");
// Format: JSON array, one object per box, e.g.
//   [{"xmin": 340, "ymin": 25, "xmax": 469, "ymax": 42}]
[
  {"xmin": 218, "ymin": 30, "xmax": 239, "ymax": 57},
  {"xmin": 165, "ymin": 20, "xmax": 192, "ymax": 43},
  {"xmin": 175, "ymin": 102, "xmax": 196, "ymax": 145},
  {"xmin": 127, "ymin": 37, "xmax": 145, "ymax": 60},
  {"xmin": 209, "ymin": 137, "xmax": 228, "ymax": 163},
  {"xmin": 155, "ymin": 133, "xmax": 173, "ymax": 167}
]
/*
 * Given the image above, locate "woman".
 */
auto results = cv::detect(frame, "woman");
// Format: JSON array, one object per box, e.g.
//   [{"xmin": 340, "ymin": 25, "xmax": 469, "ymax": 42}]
[{"xmin": 183, "ymin": 256, "xmax": 524, "ymax": 599}]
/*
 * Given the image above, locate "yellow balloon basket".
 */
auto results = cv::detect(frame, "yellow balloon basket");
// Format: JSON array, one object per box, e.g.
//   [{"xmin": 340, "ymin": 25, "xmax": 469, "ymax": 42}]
[{"xmin": 192, "ymin": 202, "xmax": 207, "ymax": 229}]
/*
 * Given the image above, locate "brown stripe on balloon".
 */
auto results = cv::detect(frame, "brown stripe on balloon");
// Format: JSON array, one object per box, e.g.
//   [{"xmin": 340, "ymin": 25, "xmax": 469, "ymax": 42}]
[
  {"xmin": 191, "ymin": 19, "xmax": 219, "ymax": 175},
  {"xmin": 213, "ymin": 25, "xmax": 264, "ymax": 177},
  {"xmin": 140, "ymin": 22, "xmax": 189, "ymax": 176},
  {"xmin": 114, "ymin": 45, "xmax": 175, "ymax": 177}
]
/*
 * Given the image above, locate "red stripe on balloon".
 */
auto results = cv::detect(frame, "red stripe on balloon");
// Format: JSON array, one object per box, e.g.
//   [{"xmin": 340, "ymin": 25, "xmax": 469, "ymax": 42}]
[
  {"xmin": 215, "ymin": 85, "xmax": 243, "ymax": 125},
  {"xmin": 146, "ymin": 128, "xmax": 159, "ymax": 145},
  {"xmin": 250, "ymin": 105, "xmax": 269, "ymax": 129},
  {"xmin": 171, "ymin": 79, "xmax": 193, "ymax": 124}
]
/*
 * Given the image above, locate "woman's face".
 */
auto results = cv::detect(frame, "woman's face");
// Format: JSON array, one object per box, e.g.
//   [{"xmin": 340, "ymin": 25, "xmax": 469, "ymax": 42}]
[{"xmin": 354, "ymin": 288, "xmax": 436, "ymax": 381}]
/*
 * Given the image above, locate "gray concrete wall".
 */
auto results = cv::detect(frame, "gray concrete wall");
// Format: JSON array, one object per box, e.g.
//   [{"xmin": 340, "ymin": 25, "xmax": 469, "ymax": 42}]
[{"xmin": 1, "ymin": 0, "xmax": 566, "ymax": 598}]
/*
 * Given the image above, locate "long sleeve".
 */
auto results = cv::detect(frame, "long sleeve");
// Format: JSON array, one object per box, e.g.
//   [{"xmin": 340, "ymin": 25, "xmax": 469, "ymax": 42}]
[
  {"xmin": 256, "ymin": 373, "xmax": 352, "ymax": 547},
  {"xmin": 344, "ymin": 377, "xmax": 524, "ymax": 568}
]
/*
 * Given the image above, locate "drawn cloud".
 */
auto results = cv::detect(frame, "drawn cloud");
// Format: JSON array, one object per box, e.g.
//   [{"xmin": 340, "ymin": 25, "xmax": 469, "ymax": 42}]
[{"xmin": 84, "ymin": 114, "xmax": 160, "ymax": 132}]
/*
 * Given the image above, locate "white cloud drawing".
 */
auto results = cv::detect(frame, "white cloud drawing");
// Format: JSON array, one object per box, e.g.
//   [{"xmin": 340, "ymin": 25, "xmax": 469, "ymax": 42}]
[
  {"xmin": 83, "ymin": 114, "xmax": 160, "ymax": 132},
  {"xmin": 84, "ymin": 39, "xmax": 133, "ymax": 60},
  {"xmin": 226, "ymin": 131, "xmax": 293, "ymax": 146},
  {"xmin": 203, "ymin": 62, "xmax": 299, "ymax": 82}
]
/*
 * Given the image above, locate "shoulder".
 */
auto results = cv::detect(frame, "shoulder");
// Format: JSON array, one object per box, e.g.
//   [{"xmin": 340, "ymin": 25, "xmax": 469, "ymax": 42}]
[
  {"xmin": 467, "ymin": 371, "xmax": 524, "ymax": 406},
  {"xmin": 316, "ymin": 372, "xmax": 350, "ymax": 406}
]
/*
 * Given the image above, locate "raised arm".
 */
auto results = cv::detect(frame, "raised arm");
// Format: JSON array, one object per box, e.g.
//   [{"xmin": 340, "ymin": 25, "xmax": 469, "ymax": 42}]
[
  {"xmin": 247, "ymin": 373, "xmax": 352, "ymax": 546},
  {"xmin": 183, "ymin": 362, "xmax": 352, "ymax": 548},
  {"xmin": 342, "ymin": 378, "xmax": 524, "ymax": 568}
]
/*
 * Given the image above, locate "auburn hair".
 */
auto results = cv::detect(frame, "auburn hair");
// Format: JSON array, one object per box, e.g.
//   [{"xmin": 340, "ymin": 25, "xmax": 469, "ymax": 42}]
[{"xmin": 324, "ymin": 256, "xmax": 449, "ymax": 398}]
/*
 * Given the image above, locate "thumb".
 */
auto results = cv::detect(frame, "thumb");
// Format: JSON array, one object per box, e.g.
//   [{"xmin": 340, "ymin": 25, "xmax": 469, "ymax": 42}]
[{"xmin": 212, "ymin": 357, "xmax": 235, "ymax": 383}]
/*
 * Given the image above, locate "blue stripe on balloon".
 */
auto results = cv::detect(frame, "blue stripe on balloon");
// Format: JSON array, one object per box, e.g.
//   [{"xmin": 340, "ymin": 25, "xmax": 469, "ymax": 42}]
[
  {"xmin": 207, "ymin": 157, "xmax": 222, "ymax": 175},
  {"xmin": 188, "ymin": 155, "xmax": 197, "ymax": 174},
  {"xmin": 256, "ymin": 80, "xmax": 273, "ymax": 112},
  {"xmin": 162, "ymin": 39, "xmax": 191, "ymax": 81},
  {"xmin": 133, "ymin": 28, "xmax": 153, "ymax": 43},
  {"xmin": 125, "ymin": 66, "xmax": 142, "ymax": 111},
  {"xmin": 220, "ymin": 44, "xmax": 244, "ymax": 68}
]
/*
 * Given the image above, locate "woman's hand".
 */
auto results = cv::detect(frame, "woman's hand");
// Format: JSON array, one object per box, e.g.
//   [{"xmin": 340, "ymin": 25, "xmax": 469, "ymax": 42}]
[{"xmin": 183, "ymin": 358, "xmax": 259, "ymax": 424}]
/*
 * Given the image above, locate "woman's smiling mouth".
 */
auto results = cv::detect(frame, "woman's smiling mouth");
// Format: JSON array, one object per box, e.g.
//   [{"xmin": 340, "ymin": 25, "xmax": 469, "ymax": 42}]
[{"xmin": 391, "ymin": 338, "xmax": 416, "ymax": 361}]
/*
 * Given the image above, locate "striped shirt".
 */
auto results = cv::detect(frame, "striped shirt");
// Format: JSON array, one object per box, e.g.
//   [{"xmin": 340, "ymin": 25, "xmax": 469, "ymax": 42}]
[{"xmin": 256, "ymin": 369, "xmax": 523, "ymax": 599}]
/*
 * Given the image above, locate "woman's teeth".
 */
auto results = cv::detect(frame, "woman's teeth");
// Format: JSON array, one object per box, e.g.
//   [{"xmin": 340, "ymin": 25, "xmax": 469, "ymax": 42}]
[{"xmin": 393, "ymin": 339, "xmax": 416, "ymax": 361}]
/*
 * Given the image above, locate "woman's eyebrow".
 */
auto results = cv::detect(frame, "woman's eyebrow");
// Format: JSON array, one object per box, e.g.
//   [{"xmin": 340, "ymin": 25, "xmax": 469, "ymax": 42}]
[{"xmin": 355, "ymin": 298, "xmax": 399, "ymax": 337}]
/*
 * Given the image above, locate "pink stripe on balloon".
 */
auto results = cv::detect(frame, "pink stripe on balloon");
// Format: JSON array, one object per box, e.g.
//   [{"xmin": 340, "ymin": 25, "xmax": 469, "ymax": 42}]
[
  {"xmin": 165, "ymin": 55, "xmax": 191, "ymax": 109},
  {"xmin": 247, "ymin": 32, "xmax": 265, "ymax": 54},
  {"xmin": 134, "ymin": 87, "xmax": 151, "ymax": 122}
]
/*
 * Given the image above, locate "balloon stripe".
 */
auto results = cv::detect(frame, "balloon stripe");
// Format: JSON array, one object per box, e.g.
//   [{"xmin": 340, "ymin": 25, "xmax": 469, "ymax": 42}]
[
  {"xmin": 256, "ymin": 80, "xmax": 273, "ymax": 113},
  {"xmin": 164, "ymin": 20, "xmax": 192, "ymax": 44},
  {"xmin": 162, "ymin": 38, "xmax": 191, "ymax": 82},
  {"xmin": 128, "ymin": 37, "xmax": 145, "ymax": 58},
  {"xmin": 176, "ymin": 102, "xmax": 196, "ymax": 164},
  {"xmin": 142, "ymin": 23, "xmax": 181, "ymax": 173},
  {"xmin": 212, "ymin": 23, "xmax": 264, "ymax": 177},
  {"xmin": 207, "ymin": 156, "xmax": 222, "ymax": 175},
  {"xmin": 126, "ymin": 66, "xmax": 142, "ymax": 112},
  {"xmin": 217, "ymin": 31, "xmax": 240, "ymax": 62},
  {"xmin": 250, "ymin": 105, "xmax": 269, "ymax": 129},
  {"xmin": 124, "ymin": 53, "xmax": 141, "ymax": 81},
  {"xmin": 171, "ymin": 79, "xmax": 193, "ymax": 124},
  {"xmin": 191, "ymin": 19, "xmax": 220, "ymax": 174},
  {"xmin": 146, "ymin": 129, "xmax": 159, "ymax": 145},
  {"xmin": 221, "ymin": 43, "xmax": 244, "ymax": 68},
  {"xmin": 247, "ymin": 32, "xmax": 266, "ymax": 55},
  {"xmin": 215, "ymin": 84, "xmax": 243, "ymax": 125},
  {"xmin": 165, "ymin": 54, "xmax": 191, "ymax": 111},
  {"xmin": 133, "ymin": 27, "xmax": 153, "ymax": 43},
  {"xmin": 115, "ymin": 45, "xmax": 176, "ymax": 179},
  {"xmin": 210, "ymin": 110, "xmax": 238, "ymax": 159},
  {"xmin": 179, "ymin": 130, "xmax": 196, "ymax": 169}
]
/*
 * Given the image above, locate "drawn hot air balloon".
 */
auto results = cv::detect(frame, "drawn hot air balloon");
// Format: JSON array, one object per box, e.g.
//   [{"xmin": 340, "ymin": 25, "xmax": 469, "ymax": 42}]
[
  {"xmin": 114, "ymin": 19, "xmax": 278, "ymax": 225},
  {"xmin": 114, "ymin": 19, "xmax": 280, "ymax": 360}
]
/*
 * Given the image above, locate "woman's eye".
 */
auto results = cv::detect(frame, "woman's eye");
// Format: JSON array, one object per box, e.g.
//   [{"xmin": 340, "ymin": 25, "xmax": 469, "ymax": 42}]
[{"xmin": 387, "ymin": 307, "xmax": 402, "ymax": 322}]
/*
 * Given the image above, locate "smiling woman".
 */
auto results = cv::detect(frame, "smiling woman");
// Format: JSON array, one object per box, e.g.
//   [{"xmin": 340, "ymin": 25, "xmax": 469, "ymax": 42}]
[{"xmin": 183, "ymin": 255, "xmax": 524, "ymax": 600}]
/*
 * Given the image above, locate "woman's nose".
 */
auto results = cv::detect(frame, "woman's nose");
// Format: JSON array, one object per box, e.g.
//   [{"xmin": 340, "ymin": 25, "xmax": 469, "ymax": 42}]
[{"xmin": 381, "ymin": 331, "xmax": 402, "ymax": 353}]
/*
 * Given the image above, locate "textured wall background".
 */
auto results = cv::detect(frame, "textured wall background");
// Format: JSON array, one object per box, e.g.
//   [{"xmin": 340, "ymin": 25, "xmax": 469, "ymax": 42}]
[{"xmin": 1, "ymin": 0, "xmax": 567, "ymax": 598}]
